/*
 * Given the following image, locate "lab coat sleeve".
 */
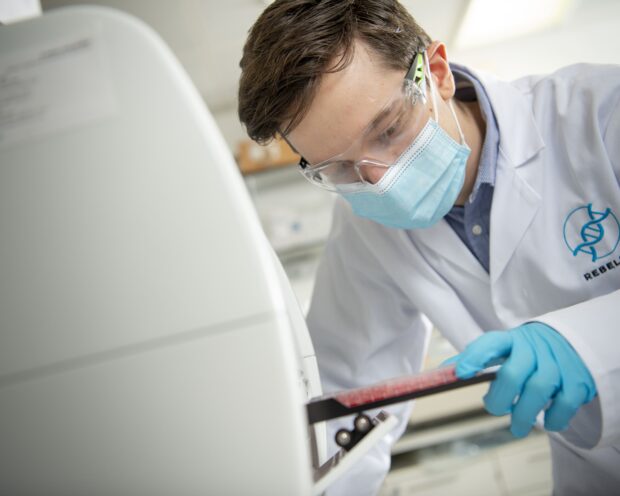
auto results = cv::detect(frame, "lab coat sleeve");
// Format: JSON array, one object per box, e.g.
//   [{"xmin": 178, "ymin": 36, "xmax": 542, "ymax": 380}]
[
  {"xmin": 307, "ymin": 199, "xmax": 432, "ymax": 496},
  {"xmin": 534, "ymin": 289, "xmax": 620, "ymax": 449}
]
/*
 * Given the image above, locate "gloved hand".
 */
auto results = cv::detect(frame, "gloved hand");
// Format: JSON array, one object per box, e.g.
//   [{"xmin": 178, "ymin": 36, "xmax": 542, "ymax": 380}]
[{"xmin": 446, "ymin": 322, "xmax": 597, "ymax": 438}]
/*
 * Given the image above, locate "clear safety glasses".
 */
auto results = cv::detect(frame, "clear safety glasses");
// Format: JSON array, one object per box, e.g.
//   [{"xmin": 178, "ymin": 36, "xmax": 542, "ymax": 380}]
[{"xmin": 297, "ymin": 52, "xmax": 430, "ymax": 192}]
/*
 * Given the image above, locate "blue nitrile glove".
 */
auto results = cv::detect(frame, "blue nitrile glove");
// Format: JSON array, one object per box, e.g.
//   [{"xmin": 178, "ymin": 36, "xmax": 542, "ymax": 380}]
[{"xmin": 446, "ymin": 322, "xmax": 597, "ymax": 438}]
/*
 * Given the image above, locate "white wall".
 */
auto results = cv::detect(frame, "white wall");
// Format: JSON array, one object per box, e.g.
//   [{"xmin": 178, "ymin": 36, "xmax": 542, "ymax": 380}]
[{"xmin": 212, "ymin": 107, "xmax": 247, "ymax": 154}]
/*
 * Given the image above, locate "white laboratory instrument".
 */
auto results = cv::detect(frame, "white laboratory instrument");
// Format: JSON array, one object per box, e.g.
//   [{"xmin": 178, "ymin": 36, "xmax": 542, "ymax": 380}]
[{"xmin": 0, "ymin": 6, "xmax": 325, "ymax": 495}]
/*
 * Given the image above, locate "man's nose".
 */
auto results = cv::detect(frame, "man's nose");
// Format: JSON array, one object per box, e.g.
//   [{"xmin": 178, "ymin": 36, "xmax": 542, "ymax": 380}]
[{"xmin": 359, "ymin": 163, "xmax": 388, "ymax": 184}]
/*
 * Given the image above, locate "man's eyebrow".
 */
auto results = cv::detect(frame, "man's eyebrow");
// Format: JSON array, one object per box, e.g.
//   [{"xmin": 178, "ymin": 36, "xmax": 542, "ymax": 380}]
[{"xmin": 366, "ymin": 99, "xmax": 399, "ymax": 133}]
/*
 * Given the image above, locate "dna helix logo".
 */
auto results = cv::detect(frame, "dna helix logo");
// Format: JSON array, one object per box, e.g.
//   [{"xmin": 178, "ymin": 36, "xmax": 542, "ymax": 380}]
[{"xmin": 563, "ymin": 203, "xmax": 620, "ymax": 263}]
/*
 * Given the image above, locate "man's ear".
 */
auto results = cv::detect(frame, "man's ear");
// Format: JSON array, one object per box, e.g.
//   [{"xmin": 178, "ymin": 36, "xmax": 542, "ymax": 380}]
[{"xmin": 426, "ymin": 41, "xmax": 455, "ymax": 101}]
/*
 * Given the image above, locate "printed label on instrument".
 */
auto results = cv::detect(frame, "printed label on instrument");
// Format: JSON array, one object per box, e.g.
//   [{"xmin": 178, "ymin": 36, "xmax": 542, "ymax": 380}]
[{"xmin": 0, "ymin": 30, "xmax": 117, "ymax": 150}]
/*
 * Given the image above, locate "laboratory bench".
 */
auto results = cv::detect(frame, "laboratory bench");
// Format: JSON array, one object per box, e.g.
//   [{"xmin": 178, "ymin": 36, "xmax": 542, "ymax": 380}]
[{"xmin": 382, "ymin": 429, "xmax": 551, "ymax": 496}]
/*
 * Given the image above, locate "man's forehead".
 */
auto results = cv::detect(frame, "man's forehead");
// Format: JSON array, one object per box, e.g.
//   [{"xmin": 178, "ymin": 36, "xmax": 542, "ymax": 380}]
[{"xmin": 286, "ymin": 42, "xmax": 404, "ymax": 164}]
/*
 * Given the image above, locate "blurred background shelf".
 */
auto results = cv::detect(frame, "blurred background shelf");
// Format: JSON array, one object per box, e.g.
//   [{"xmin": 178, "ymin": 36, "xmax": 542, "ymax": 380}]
[{"xmin": 237, "ymin": 137, "xmax": 301, "ymax": 175}]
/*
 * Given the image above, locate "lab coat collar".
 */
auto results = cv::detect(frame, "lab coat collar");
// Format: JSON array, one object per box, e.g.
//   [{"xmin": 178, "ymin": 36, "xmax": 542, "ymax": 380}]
[{"xmin": 473, "ymin": 69, "xmax": 546, "ymax": 167}]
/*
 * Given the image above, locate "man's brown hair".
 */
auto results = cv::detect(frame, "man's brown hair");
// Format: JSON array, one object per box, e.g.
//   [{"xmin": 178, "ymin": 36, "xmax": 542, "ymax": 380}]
[{"xmin": 238, "ymin": 0, "xmax": 432, "ymax": 144}]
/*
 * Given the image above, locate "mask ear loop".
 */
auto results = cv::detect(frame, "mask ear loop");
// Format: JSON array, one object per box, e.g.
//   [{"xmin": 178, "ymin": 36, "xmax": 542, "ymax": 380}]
[
  {"xmin": 448, "ymin": 100, "xmax": 467, "ymax": 146},
  {"xmin": 424, "ymin": 50, "xmax": 467, "ymax": 147}
]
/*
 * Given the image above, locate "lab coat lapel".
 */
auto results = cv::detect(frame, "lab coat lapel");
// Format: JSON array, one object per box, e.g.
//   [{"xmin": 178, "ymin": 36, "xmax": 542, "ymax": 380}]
[
  {"xmin": 412, "ymin": 220, "xmax": 489, "ymax": 282},
  {"xmin": 490, "ymin": 157, "xmax": 542, "ymax": 283},
  {"xmin": 478, "ymin": 72, "xmax": 546, "ymax": 283}
]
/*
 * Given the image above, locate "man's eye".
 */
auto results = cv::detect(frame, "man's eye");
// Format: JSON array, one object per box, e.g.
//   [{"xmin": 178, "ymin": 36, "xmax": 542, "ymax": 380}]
[{"xmin": 378, "ymin": 123, "xmax": 400, "ymax": 144}]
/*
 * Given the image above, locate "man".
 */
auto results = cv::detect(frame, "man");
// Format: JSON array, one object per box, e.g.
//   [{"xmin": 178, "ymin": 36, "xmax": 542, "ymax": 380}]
[{"xmin": 238, "ymin": 1, "xmax": 620, "ymax": 494}]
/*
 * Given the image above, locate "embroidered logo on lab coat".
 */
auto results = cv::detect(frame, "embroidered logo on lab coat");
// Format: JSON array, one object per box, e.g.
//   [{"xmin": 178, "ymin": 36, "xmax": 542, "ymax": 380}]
[{"xmin": 563, "ymin": 204, "xmax": 620, "ymax": 262}]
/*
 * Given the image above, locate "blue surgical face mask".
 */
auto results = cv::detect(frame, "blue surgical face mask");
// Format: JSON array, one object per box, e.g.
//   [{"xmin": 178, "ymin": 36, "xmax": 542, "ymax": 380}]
[{"xmin": 340, "ymin": 78, "xmax": 471, "ymax": 230}]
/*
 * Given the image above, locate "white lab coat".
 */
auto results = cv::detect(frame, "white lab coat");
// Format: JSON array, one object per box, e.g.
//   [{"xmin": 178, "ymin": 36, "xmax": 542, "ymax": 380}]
[{"xmin": 307, "ymin": 63, "xmax": 620, "ymax": 496}]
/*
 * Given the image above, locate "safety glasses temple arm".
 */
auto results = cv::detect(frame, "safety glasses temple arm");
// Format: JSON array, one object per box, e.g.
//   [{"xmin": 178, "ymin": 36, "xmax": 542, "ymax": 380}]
[{"xmin": 405, "ymin": 52, "xmax": 425, "ymax": 86}]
